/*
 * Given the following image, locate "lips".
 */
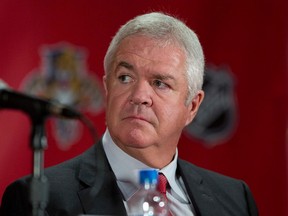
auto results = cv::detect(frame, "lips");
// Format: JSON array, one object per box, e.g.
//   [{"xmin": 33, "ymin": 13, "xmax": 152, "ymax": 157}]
[{"xmin": 124, "ymin": 115, "xmax": 150, "ymax": 123}]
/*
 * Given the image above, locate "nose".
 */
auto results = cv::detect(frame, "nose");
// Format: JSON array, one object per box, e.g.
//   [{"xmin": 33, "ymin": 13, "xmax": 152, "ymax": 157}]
[{"xmin": 129, "ymin": 81, "xmax": 153, "ymax": 107}]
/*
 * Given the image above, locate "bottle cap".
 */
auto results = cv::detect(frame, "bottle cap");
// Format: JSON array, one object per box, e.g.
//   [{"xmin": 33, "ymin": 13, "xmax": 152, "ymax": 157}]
[{"xmin": 139, "ymin": 169, "xmax": 158, "ymax": 185}]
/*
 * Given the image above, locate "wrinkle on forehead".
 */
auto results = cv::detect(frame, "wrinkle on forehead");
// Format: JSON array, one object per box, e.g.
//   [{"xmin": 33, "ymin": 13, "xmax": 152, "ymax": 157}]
[{"xmin": 116, "ymin": 38, "xmax": 185, "ymax": 71}]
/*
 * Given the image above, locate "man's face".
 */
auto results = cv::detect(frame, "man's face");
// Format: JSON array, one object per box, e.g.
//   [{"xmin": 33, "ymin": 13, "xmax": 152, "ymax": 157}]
[{"xmin": 104, "ymin": 35, "xmax": 203, "ymax": 159}]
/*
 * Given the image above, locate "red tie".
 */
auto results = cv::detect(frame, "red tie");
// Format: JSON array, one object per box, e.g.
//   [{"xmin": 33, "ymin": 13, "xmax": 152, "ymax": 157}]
[
  {"xmin": 157, "ymin": 173, "xmax": 168, "ymax": 197},
  {"xmin": 157, "ymin": 173, "xmax": 172, "ymax": 215}
]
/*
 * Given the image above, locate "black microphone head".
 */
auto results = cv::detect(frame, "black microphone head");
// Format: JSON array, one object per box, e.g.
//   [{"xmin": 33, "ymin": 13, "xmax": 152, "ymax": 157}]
[
  {"xmin": 48, "ymin": 101, "xmax": 82, "ymax": 119},
  {"xmin": 0, "ymin": 79, "xmax": 82, "ymax": 119}
]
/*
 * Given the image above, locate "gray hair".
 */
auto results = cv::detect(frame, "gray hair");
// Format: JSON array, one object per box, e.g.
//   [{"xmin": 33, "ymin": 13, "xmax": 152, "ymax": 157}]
[{"xmin": 104, "ymin": 12, "xmax": 205, "ymax": 104}]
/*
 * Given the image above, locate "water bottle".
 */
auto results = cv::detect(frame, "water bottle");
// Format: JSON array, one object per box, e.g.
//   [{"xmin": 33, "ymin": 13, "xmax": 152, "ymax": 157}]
[{"xmin": 127, "ymin": 169, "xmax": 169, "ymax": 216}]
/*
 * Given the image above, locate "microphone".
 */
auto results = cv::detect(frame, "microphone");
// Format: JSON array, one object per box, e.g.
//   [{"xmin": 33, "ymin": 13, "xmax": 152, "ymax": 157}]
[{"xmin": 0, "ymin": 79, "xmax": 81, "ymax": 119}]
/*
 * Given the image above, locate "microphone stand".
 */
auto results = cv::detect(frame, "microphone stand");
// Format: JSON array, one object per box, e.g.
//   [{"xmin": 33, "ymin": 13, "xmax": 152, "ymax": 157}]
[{"xmin": 29, "ymin": 115, "xmax": 49, "ymax": 216}]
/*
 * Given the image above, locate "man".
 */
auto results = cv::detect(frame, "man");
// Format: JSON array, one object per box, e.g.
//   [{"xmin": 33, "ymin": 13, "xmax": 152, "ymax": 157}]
[{"xmin": 0, "ymin": 12, "xmax": 258, "ymax": 216}]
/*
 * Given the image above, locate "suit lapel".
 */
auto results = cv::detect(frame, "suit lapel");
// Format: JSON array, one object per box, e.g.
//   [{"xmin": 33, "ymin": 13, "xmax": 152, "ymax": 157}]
[
  {"xmin": 75, "ymin": 141, "xmax": 225, "ymax": 215},
  {"xmin": 77, "ymin": 141, "xmax": 127, "ymax": 215},
  {"xmin": 178, "ymin": 160, "xmax": 224, "ymax": 216}
]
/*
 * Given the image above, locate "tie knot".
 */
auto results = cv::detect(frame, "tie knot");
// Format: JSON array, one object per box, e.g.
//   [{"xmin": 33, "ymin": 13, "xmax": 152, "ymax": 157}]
[{"xmin": 157, "ymin": 173, "xmax": 168, "ymax": 194}]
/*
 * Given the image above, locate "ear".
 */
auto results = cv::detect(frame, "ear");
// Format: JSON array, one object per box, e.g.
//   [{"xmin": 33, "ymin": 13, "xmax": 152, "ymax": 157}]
[{"xmin": 185, "ymin": 90, "xmax": 205, "ymax": 126}]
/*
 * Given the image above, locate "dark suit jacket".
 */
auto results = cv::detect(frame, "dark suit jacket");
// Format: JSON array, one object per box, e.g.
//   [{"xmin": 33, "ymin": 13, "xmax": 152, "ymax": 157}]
[{"xmin": 0, "ymin": 140, "xmax": 258, "ymax": 216}]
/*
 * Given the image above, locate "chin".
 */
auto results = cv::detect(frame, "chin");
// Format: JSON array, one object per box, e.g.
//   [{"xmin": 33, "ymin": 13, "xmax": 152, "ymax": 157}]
[{"xmin": 121, "ymin": 129, "xmax": 154, "ymax": 147}]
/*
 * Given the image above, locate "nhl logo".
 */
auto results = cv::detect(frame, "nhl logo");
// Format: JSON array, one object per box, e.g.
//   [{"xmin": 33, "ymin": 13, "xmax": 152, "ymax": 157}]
[{"xmin": 184, "ymin": 65, "xmax": 237, "ymax": 146}]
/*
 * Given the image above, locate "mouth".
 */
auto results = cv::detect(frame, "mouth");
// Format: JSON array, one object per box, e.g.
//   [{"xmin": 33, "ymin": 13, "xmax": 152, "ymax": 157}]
[{"xmin": 123, "ymin": 115, "xmax": 150, "ymax": 123}]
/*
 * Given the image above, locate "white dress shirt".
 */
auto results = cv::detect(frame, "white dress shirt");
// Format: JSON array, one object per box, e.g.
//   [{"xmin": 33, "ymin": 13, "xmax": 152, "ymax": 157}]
[{"xmin": 102, "ymin": 129, "xmax": 195, "ymax": 216}]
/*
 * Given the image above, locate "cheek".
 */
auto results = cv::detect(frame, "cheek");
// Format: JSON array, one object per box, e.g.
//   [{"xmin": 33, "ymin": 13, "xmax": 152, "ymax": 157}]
[
  {"xmin": 106, "ymin": 91, "xmax": 128, "ymax": 117},
  {"xmin": 158, "ymin": 104, "xmax": 190, "ymax": 126},
  {"xmin": 106, "ymin": 80, "xmax": 130, "ymax": 101},
  {"xmin": 106, "ymin": 94, "xmax": 119, "ymax": 111}
]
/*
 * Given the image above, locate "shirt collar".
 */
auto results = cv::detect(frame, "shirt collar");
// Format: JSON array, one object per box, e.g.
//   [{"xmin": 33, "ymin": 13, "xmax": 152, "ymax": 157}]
[{"xmin": 102, "ymin": 129, "xmax": 187, "ymax": 202}]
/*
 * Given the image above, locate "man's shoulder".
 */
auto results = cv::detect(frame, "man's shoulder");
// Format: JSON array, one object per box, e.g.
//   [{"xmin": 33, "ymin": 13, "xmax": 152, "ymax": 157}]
[
  {"xmin": 178, "ymin": 158, "xmax": 258, "ymax": 215},
  {"xmin": 178, "ymin": 158, "xmax": 243, "ymax": 185}
]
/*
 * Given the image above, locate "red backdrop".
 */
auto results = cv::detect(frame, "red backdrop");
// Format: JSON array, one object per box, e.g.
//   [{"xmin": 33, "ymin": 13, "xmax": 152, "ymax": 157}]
[{"xmin": 0, "ymin": 1, "xmax": 287, "ymax": 216}]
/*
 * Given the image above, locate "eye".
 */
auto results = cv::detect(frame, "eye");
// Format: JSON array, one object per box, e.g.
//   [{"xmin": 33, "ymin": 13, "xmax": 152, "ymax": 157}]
[
  {"xmin": 153, "ymin": 79, "xmax": 169, "ymax": 89},
  {"xmin": 118, "ymin": 74, "xmax": 133, "ymax": 84}
]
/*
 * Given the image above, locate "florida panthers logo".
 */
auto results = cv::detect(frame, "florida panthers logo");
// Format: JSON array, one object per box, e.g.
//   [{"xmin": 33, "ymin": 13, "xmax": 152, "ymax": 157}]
[{"xmin": 22, "ymin": 43, "xmax": 104, "ymax": 149}]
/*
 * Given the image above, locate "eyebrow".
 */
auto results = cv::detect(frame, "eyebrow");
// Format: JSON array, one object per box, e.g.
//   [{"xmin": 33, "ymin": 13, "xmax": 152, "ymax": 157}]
[
  {"xmin": 153, "ymin": 74, "xmax": 175, "ymax": 81},
  {"xmin": 117, "ymin": 61, "xmax": 134, "ymax": 70},
  {"xmin": 116, "ymin": 61, "xmax": 176, "ymax": 82}
]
